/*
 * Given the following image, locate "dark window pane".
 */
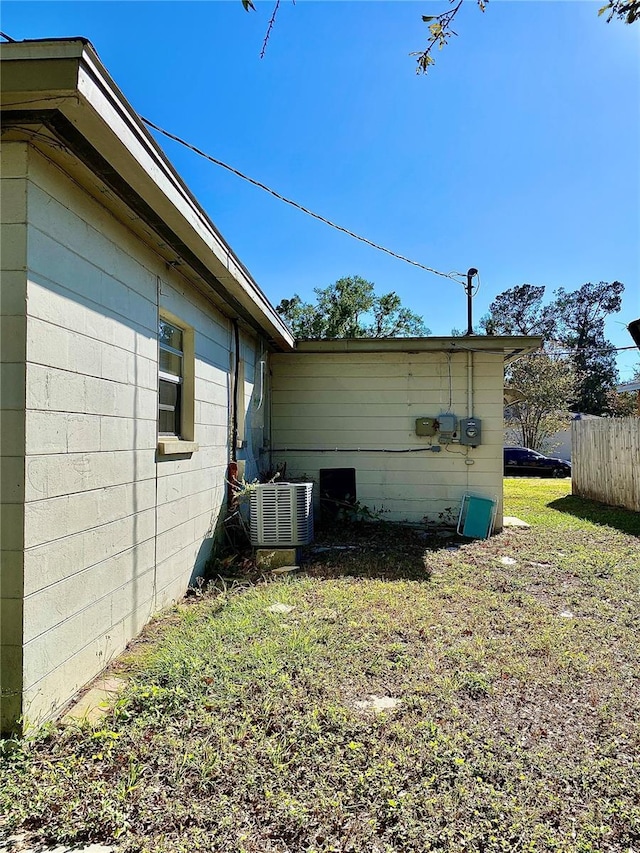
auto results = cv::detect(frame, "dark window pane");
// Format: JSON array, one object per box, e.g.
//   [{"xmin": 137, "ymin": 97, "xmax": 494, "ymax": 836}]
[
  {"xmin": 159, "ymin": 408, "xmax": 177, "ymax": 435},
  {"xmin": 159, "ymin": 379, "xmax": 181, "ymax": 436},
  {"xmin": 159, "ymin": 379, "xmax": 179, "ymax": 407}
]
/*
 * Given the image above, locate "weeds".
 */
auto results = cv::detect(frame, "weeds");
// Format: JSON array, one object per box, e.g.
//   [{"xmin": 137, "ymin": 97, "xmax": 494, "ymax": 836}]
[{"xmin": 1, "ymin": 480, "xmax": 638, "ymax": 852}]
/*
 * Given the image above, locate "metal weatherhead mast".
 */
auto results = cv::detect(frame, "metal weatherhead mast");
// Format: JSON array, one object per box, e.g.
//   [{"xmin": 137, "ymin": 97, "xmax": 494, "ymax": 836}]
[{"xmin": 465, "ymin": 268, "xmax": 479, "ymax": 336}]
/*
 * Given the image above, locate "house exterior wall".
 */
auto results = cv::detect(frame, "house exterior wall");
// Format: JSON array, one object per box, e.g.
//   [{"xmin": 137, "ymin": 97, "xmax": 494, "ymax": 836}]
[
  {"xmin": 271, "ymin": 350, "xmax": 505, "ymax": 527},
  {"xmin": 0, "ymin": 142, "xmax": 28, "ymax": 732},
  {"xmin": 5, "ymin": 144, "xmax": 262, "ymax": 728},
  {"xmin": 505, "ymin": 425, "xmax": 573, "ymax": 460}
]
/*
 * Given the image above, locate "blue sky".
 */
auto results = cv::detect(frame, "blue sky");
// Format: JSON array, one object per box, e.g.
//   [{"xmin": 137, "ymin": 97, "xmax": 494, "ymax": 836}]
[{"xmin": 3, "ymin": 1, "xmax": 639, "ymax": 378}]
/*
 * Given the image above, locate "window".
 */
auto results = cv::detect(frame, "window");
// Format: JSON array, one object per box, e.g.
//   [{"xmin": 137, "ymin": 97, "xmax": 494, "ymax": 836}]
[
  {"xmin": 157, "ymin": 315, "xmax": 197, "ymax": 455},
  {"xmin": 158, "ymin": 319, "xmax": 183, "ymax": 436}
]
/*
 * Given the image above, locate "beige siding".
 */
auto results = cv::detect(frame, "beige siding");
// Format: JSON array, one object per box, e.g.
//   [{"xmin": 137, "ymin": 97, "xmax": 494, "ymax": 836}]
[
  {"xmin": 0, "ymin": 142, "xmax": 28, "ymax": 731},
  {"xmin": 271, "ymin": 351, "xmax": 504, "ymax": 526},
  {"xmin": 16, "ymin": 146, "xmax": 262, "ymax": 726}
]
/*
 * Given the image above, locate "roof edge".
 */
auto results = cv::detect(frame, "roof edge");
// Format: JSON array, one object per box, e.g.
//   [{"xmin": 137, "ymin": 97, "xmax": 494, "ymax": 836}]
[
  {"xmin": 293, "ymin": 336, "xmax": 543, "ymax": 358},
  {"xmin": 617, "ymin": 379, "xmax": 640, "ymax": 393},
  {"xmin": 0, "ymin": 38, "xmax": 295, "ymax": 350}
]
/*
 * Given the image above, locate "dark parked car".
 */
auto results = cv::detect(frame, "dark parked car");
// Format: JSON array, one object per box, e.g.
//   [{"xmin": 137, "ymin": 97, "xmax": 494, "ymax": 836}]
[{"xmin": 504, "ymin": 446, "xmax": 571, "ymax": 478}]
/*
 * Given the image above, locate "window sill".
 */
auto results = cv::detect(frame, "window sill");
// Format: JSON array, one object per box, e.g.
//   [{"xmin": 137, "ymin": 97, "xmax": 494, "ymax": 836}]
[{"xmin": 157, "ymin": 439, "xmax": 199, "ymax": 456}]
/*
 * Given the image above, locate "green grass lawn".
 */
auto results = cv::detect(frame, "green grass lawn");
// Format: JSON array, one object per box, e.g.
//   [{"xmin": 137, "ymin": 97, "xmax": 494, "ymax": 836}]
[{"xmin": 1, "ymin": 480, "xmax": 639, "ymax": 852}]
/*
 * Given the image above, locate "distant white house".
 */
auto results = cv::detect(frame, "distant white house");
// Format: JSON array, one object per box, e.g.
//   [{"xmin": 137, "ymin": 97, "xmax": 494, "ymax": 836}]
[
  {"xmin": 504, "ymin": 413, "xmax": 603, "ymax": 461},
  {"xmin": 0, "ymin": 38, "xmax": 541, "ymax": 733},
  {"xmin": 544, "ymin": 414, "xmax": 602, "ymax": 462}
]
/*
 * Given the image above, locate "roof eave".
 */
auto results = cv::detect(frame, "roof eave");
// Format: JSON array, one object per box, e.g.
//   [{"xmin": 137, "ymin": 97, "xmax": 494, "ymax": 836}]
[
  {"xmin": 0, "ymin": 38, "xmax": 295, "ymax": 351},
  {"xmin": 617, "ymin": 380, "xmax": 640, "ymax": 393},
  {"xmin": 293, "ymin": 336, "xmax": 543, "ymax": 360}
]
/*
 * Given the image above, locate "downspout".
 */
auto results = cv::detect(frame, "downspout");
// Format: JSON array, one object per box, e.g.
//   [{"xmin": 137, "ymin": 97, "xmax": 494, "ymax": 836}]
[
  {"xmin": 464, "ymin": 267, "xmax": 477, "ymax": 478},
  {"xmin": 231, "ymin": 318, "xmax": 240, "ymax": 463},
  {"xmin": 466, "ymin": 350, "xmax": 474, "ymax": 486},
  {"xmin": 255, "ymin": 347, "xmax": 265, "ymax": 412},
  {"xmin": 268, "ymin": 352, "xmax": 274, "ymax": 477},
  {"xmin": 467, "ymin": 350, "xmax": 473, "ymax": 419},
  {"xmin": 227, "ymin": 319, "xmax": 241, "ymax": 509},
  {"xmin": 153, "ymin": 275, "xmax": 161, "ymax": 607},
  {"xmin": 464, "ymin": 267, "xmax": 477, "ymax": 416}
]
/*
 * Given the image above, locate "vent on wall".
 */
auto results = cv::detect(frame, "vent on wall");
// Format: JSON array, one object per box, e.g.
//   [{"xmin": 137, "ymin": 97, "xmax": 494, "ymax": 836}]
[{"xmin": 250, "ymin": 483, "xmax": 314, "ymax": 547}]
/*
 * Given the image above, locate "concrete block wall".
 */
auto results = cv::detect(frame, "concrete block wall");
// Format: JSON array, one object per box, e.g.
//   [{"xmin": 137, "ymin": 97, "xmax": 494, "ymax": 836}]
[
  {"xmin": 1, "ymin": 142, "xmax": 28, "ymax": 732},
  {"xmin": 271, "ymin": 350, "xmax": 505, "ymax": 525},
  {"xmin": 5, "ymin": 144, "xmax": 262, "ymax": 728},
  {"xmin": 154, "ymin": 279, "xmax": 260, "ymax": 602}
]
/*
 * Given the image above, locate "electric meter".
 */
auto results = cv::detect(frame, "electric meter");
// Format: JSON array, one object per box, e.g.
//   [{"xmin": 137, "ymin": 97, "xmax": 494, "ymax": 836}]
[{"xmin": 459, "ymin": 417, "xmax": 482, "ymax": 446}]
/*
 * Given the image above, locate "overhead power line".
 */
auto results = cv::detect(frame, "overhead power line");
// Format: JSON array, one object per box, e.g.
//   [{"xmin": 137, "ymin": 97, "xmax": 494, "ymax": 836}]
[{"xmin": 141, "ymin": 116, "xmax": 466, "ymax": 285}]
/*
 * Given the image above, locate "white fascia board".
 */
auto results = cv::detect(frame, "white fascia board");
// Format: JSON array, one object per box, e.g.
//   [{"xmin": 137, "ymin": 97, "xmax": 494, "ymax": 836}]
[
  {"xmin": 617, "ymin": 380, "xmax": 640, "ymax": 392},
  {"xmin": 294, "ymin": 336, "xmax": 543, "ymax": 358},
  {"xmin": 0, "ymin": 39, "xmax": 87, "ymax": 61}
]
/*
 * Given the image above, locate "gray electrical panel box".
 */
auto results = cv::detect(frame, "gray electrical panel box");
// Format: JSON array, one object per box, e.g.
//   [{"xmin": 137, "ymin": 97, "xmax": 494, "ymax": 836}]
[
  {"xmin": 437, "ymin": 414, "xmax": 457, "ymax": 433},
  {"xmin": 415, "ymin": 417, "xmax": 437, "ymax": 437},
  {"xmin": 437, "ymin": 413, "xmax": 458, "ymax": 444},
  {"xmin": 459, "ymin": 417, "xmax": 482, "ymax": 446}
]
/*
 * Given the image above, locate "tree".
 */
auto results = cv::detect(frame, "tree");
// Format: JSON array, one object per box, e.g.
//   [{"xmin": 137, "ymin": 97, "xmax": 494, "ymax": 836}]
[
  {"xmin": 553, "ymin": 280, "xmax": 624, "ymax": 414},
  {"xmin": 276, "ymin": 295, "xmax": 329, "ymax": 339},
  {"xmin": 604, "ymin": 387, "xmax": 638, "ymax": 417},
  {"xmin": 482, "ymin": 279, "xmax": 625, "ymax": 416},
  {"xmin": 480, "ymin": 284, "xmax": 555, "ymax": 337},
  {"xmin": 412, "ymin": 0, "xmax": 639, "ymax": 73},
  {"xmin": 277, "ymin": 276, "xmax": 429, "ymax": 339},
  {"xmin": 242, "ymin": 0, "xmax": 639, "ymax": 74},
  {"xmin": 505, "ymin": 349, "xmax": 578, "ymax": 451},
  {"xmin": 599, "ymin": 0, "xmax": 640, "ymax": 23},
  {"xmin": 603, "ymin": 359, "xmax": 640, "ymax": 416}
]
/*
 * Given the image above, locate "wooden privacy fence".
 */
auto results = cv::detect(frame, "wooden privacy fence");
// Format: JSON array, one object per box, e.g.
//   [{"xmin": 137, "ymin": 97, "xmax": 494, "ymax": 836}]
[{"xmin": 572, "ymin": 417, "xmax": 640, "ymax": 512}]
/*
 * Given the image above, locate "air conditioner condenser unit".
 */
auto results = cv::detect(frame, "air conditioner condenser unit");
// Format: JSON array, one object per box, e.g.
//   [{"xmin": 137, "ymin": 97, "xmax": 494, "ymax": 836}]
[{"xmin": 250, "ymin": 482, "xmax": 314, "ymax": 547}]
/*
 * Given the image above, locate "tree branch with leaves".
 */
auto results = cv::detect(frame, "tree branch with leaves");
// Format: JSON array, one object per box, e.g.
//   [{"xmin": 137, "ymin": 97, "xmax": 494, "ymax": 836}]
[
  {"xmin": 412, "ymin": 0, "xmax": 482, "ymax": 75},
  {"xmin": 277, "ymin": 276, "xmax": 429, "ymax": 340},
  {"xmin": 505, "ymin": 348, "xmax": 579, "ymax": 451},
  {"xmin": 482, "ymin": 280, "xmax": 625, "ymax": 416},
  {"xmin": 242, "ymin": 0, "xmax": 639, "ymax": 74}
]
